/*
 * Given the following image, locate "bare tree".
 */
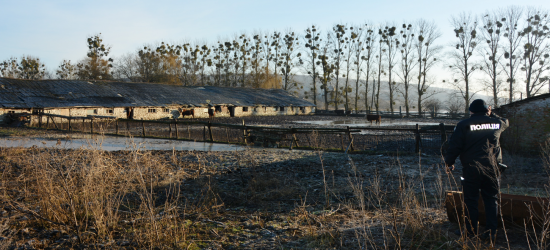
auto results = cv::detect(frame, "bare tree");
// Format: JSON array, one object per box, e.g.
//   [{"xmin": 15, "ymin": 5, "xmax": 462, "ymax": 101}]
[
  {"xmin": 500, "ymin": 6, "xmax": 524, "ymax": 103},
  {"xmin": 319, "ymin": 35, "xmax": 335, "ymax": 110},
  {"xmin": 77, "ymin": 33, "xmax": 113, "ymax": 80},
  {"xmin": 212, "ymin": 42, "xmax": 224, "ymax": 86},
  {"xmin": 250, "ymin": 34, "xmax": 264, "ymax": 88},
  {"xmin": 374, "ymin": 26, "xmax": 387, "ymax": 114},
  {"xmin": 445, "ymin": 92, "xmax": 466, "ymax": 118},
  {"xmin": 359, "ymin": 24, "xmax": 376, "ymax": 112},
  {"xmin": 396, "ymin": 23, "xmax": 417, "ymax": 116},
  {"xmin": 415, "ymin": 20, "xmax": 442, "ymax": 115},
  {"xmin": 182, "ymin": 43, "xmax": 201, "ymax": 86},
  {"xmin": 219, "ymin": 40, "xmax": 234, "ymax": 86},
  {"xmin": 233, "ymin": 34, "xmax": 250, "ymax": 87},
  {"xmin": 331, "ymin": 24, "xmax": 347, "ymax": 110},
  {"xmin": 423, "ymin": 98, "xmax": 443, "ymax": 118},
  {"xmin": 198, "ymin": 44, "xmax": 212, "ymax": 85},
  {"xmin": 480, "ymin": 11, "xmax": 505, "ymax": 107},
  {"xmin": 382, "ymin": 25, "xmax": 399, "ymax": 114},
  {"xmin": 303, "ymin": 26, "xmax": 321, "ymax": 106},
  {"xmin": 520, "ymin": 7, "xmax": 550, "ymax": 97},
  {"xmin": 343, "ymin": 26, "xmax": 357, "ymax": 111},
  {"xmin": 111, "ymin": 54, "xmax": 137, "ymax": 81},
  {"xmin": 270, "ymin": 31, "xmax": 282, "ymax": 85},
  {"xmin": 448, "ymin": 13, "xmax": 480, "ymax": 115},
  {"xmin": 280, "ymin": 29, "xmax": 301, "ymax": 92},
  {"xmin": 1, "ymin": 56, "xmax": 46, "ymax": 80}
]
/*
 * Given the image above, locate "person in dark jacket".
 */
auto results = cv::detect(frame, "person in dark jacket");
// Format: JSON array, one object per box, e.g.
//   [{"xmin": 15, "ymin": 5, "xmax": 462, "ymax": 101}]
[{"xmin": 445, "ymin": 99, "xmax": 509, "ymax": 241}]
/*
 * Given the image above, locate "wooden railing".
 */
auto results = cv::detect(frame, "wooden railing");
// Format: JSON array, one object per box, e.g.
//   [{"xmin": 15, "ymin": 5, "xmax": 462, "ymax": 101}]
[{"xmin": 21, "ymin": 113, "xmax": 454, "ymax": 153}]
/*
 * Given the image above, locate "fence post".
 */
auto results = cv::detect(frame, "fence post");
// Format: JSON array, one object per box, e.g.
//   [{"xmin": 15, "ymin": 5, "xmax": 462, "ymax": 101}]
[
  {"xmin": 289, "ymin": 127, "xmax": 296, "ymax": 150},
  {"xmin": 115, "ymin": 119, "xmax": 119, "ymax": 135},
  {"xmin": 141, "ymin": 119, "xmax": 145, "ymax": 137},
  {"xmin": 203, "ymin": 125, "xmax": 206, "ymax": 141},
  {"xmin": 175, "ymin": 120, "xmax": 179, "ymax": 139},
  {"xmin": 38, "ymin": 114, "xmax": 42, "ymax": 128},
  {"xmin": 90, "ymin": 118, "xmax": 94, "ymax": 134},
  {"xmin": 292, "ymin": 127, "xmax": 299, "ymax": 148},
  {"xmin": 68, "ymin": 115, "xmax": 72, "ymax": 132},
  {"xmin": 439, "ymin": 123, "xmax": 447, "ymax": 151},
  {"xmin": 126, "ymin": 120, "xmax": 130, "ymax": 135},
  {"xmin": 169, "ymin": 123, "xmax": 172, "ymax": 138},
  {"xmin": 347, "ymin": 126, "xmax": 354, "ymax": 152},
  {"xmin": 242, "ymin": 120, "xmax": 247, "ymax": 144},
  {"xmin": 46, "ymin": 115, "xmax": 50, "ymax": 129},
  {"xmin": 225, "ymin": 127, "xmax": 229, "ymax": 142},
  {"xmin": 208, "ymin": 121, "xmax": 214, "ymax": 142},
  {"xmin": 51, "ymin": 116, "xmax": 59, "ymax": 130},
  {"xmin": 415, "ymin": 124, "xmax": 420, "ymax": 154}
]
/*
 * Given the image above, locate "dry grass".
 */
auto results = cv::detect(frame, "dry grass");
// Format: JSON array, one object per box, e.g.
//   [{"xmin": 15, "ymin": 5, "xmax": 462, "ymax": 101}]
[{"xmin": 0, "ymin": 135, "xmax": 549, "ymax": 249}]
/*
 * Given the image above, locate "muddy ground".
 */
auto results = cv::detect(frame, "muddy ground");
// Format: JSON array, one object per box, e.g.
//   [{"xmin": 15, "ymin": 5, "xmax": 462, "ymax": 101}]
[
  {"xmin": 0, "ymin": 115, "xmax": 548, "ymax": 249},
  {"xmin": 0, "ymin": 147, "xmax": 547, "ymax": 249}
]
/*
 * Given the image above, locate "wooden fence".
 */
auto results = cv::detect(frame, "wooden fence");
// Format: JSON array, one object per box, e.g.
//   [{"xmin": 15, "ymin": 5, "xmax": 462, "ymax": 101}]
[{"xmin": 23, "ymin": 113, "xmax": 454, "ymax": 153}]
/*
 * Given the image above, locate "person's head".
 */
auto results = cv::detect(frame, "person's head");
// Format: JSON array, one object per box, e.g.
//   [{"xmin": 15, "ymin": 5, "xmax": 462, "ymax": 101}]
[{"xmin": 469, "ymin": 99, "xmax": 491, "ymax": 115}]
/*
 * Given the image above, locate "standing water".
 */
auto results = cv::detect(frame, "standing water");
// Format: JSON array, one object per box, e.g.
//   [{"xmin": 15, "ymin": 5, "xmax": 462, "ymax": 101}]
[{"xmin": 0, "ymin": 135, "xmax": 248, "ymax": 151}]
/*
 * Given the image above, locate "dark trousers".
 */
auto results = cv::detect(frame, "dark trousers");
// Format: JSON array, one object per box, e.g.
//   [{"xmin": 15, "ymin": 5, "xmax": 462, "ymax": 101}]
[{"xmin": 462, "ymin": 164, "xmax": 499, "ymax": 235}]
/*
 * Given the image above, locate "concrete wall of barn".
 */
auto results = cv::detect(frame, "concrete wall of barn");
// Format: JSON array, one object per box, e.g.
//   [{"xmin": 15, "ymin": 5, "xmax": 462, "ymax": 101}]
[
  {"xmin": 1, "ymin": 105, "xmax": 314, "ymax": 124},
  {"xmin": 499, "ymin": 97, "xmax": 550, "ymax": 153},
  {"xmin": 0, "ymin": 108, "xmax": 32, "ymax": 123},
  {"xmin": 208, "ymin": 105, "xmax": 314, "ymax": 117}
]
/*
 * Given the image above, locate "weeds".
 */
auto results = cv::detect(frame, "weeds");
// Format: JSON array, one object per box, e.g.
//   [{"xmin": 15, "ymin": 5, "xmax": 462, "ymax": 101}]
[{"xmin": 0, "ymin": 134, "xmax": 549, "ymax": 249}]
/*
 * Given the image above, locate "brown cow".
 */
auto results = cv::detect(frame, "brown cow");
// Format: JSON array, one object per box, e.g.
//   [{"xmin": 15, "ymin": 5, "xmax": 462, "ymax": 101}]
[
  {"xmin": 208, "ymin": 108, "xmax": 215, "ymax": 118},
  {"xmin": 366, "ymin": 115, "xmax": 381, "ymax": 125},
  {"xmin": 179, "ymin": 108, "xmax": 195, "ymax": 118}
]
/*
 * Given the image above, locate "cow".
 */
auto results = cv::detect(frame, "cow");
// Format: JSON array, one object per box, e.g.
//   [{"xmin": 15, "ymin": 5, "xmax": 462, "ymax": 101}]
[
  {"xmin": 208, "ymin": 108, "xmax": 215, "ymax": 118},
  {"xmin": 179, "ymin": 108, "xmax": 195, "ymax": 118},
  {"xmin": 366, "ymin": 115, "xmax": 381, "ymax": 125}
]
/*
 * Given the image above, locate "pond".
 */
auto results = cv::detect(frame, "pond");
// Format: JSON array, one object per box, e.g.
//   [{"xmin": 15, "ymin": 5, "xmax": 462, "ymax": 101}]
[{"xmin": 0, "ymin": 135, "xmax": 248, "ymax": 151}]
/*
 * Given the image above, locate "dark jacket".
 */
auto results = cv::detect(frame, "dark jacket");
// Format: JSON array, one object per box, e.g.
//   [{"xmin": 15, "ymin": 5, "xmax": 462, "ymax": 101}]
[{"xmin": 444, "ymin": 112, "xmax": 509, "ymax": 167}]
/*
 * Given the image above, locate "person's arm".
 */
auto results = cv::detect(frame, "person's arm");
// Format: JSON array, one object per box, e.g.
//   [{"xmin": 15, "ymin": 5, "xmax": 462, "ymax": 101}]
[
  {"xmin": 445, "ymin": 123, "xmax": 465, "ymax": 170},
  {"xmin": 489, "ymin": 109, "xmax": 509, "ymax": 129}
]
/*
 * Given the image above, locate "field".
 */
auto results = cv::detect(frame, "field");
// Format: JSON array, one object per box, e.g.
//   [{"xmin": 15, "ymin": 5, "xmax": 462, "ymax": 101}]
[{"xmin": 0, "ymin": 116, "xmax": 549, "ymax": 249}]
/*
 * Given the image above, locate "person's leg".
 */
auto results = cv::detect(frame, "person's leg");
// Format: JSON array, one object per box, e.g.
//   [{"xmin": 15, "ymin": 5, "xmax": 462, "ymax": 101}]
[
  {"xmin": 462, "ymin": 166, "xmax": 482, "ymax": 235},
  {"xmin": 480, "ymin": 172, "xmax": 499, "ymax": 238}
]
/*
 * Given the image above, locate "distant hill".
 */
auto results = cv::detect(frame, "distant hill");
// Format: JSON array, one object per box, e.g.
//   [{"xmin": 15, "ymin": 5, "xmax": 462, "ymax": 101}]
[{"xmin": 288, "ymin": 74, "xmax": 495, "ymax": 112}]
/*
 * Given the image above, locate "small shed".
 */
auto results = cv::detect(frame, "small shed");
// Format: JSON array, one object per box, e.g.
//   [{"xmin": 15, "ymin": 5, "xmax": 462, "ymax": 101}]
[{"xmin": 497, "ymin": 93, "xmax": 550, "ymax": 153}]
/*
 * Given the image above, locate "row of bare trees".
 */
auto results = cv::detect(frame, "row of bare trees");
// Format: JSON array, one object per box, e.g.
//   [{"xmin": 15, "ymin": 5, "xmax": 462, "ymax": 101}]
[
  {"xmin": 448, "ymin": 7, "xmax": 550, "ymax": 114},
  {"xmin": 1, "ymin": 6, "xmax": 549, "ymax": 115}
]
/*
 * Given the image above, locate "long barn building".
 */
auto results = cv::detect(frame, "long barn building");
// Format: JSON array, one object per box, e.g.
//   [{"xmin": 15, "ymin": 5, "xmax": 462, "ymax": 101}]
[{"xmin": 0, "ymin": 78, "xmax": 315, "ymax": 123}]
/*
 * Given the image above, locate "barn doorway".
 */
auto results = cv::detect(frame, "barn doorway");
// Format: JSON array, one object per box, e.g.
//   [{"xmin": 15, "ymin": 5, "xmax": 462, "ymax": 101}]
[
  {"xmin": 229, "ymin": 107, "xmax": 235, "ymax": 117},
  {"xmin": 125, "ymin": 107, "xmax": 134, "ymax": 119}
]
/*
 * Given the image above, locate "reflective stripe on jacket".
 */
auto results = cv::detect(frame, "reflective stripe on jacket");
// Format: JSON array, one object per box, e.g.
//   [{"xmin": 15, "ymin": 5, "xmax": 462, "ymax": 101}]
[{"xmin": 444, "ymin": 113, "xmax": 509, "ymax": 167}]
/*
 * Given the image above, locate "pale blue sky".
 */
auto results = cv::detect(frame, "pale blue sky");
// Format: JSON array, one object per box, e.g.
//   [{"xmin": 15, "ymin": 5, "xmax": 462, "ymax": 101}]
[{"xmin": 1, "ymin": 0, "xmax": 549, "ymax": 71}]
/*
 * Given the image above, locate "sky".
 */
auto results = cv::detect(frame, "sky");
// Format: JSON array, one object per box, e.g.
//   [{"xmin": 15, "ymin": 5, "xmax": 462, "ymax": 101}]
[{"xmin": 1, "ymin": 0, "xmax": 549, "ymax": 74}]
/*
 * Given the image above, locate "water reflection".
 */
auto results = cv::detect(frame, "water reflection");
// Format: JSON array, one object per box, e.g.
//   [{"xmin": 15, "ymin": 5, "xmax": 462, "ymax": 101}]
[{"xmin": 0, "ymin": 136, "xmax": 247, "ymax": 151}]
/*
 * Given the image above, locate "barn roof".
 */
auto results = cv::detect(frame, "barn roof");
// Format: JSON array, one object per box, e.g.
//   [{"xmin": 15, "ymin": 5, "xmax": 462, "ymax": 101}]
[{"xmin": 0, "ymin": 78, "xmax": 315, "ymax": 109}]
